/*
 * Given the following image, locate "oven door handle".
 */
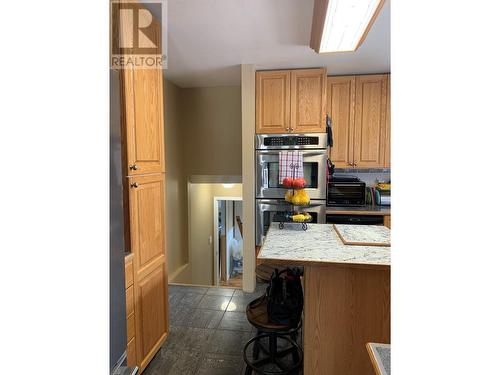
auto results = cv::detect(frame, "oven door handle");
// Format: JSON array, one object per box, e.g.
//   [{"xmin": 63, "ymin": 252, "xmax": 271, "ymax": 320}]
[
  {"xmin": 263, "ymin": 165, "xmax": 268, "ymax": 188},
  {"xmin": 333, "ymin": 183, "xmax": 367, "ymax": 187},
  {"xmin": 257, "ymin": 161, "xmax": 269, "ymax": 188}
]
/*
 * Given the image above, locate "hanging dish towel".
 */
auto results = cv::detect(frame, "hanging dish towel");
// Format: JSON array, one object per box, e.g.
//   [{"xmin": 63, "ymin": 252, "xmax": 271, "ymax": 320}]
[{"xmin": 279, "ymin": 151, "xmax": 304, "ymax": 183}]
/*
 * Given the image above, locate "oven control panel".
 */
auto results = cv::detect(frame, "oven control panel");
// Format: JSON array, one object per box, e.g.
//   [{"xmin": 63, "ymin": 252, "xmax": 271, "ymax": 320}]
[
  {"xmin": 263, "ymin": 136, "xmax": 319, "ymax": 147},
  {"xmin": 256, "ymin": 133, "xmax": 328, "ymax": 150}
]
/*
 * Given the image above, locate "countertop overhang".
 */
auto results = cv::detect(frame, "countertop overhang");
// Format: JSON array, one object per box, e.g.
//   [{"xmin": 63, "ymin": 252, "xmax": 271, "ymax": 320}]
[{"xmin": 258, "ymin": 223, "xmax": 391, "ymax": 269}]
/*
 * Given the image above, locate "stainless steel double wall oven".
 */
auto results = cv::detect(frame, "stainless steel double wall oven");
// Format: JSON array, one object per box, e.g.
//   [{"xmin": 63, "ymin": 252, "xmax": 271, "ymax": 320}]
[{"xmin": 255, "ymin": 133, "xmax": 327, "ymax": 246}]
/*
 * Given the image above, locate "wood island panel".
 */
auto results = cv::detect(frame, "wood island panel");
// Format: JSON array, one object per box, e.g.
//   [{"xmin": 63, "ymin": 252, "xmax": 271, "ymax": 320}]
[{"xmin": 303, "ymin": 265, "xmax": 390, "ymax": 375}]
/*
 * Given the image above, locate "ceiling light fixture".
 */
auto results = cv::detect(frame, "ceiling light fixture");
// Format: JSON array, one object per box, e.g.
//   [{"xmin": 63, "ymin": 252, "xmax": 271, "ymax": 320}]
[{"xmin": 310, "ymin": 0, "xmax": 385, "ymax": 53}]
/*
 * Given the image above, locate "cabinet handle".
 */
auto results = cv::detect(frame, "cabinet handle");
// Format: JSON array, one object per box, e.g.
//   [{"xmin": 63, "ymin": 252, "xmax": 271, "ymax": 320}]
[
  {"xmin": 130, "ymin": 182, "xmax": 139, "ymax": 188},
  {"xmin": 129, "ymin": 164, "xmax": 139, "ymax": 170}
]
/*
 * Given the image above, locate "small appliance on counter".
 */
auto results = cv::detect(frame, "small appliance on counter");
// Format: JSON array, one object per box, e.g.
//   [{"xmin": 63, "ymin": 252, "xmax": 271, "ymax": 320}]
[
  {"xmin": 366, "ymin": 181, "xmax": 391, "ymax": 206},
  {"xmin": 327, "ymin": 175, "xmax": 366, "ymax": 207}
]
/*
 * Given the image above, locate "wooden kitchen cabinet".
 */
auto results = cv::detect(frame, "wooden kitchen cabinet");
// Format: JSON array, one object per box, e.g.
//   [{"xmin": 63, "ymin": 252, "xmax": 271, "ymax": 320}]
[
  {"xmin": 326, "ymin": 76, "xmax": 355, "ymax": 168},
  {"xmin": 122, "ymin": 67, "xmax": 165, "ymax": 175},
  {"xmin": 256, "ymin": 68, "xmax": 326, "ymax": 134},
  {"xmin": 255, "ymin": 70, "xmax": 291, "ymax": 134},
  {"xmin": 353, "ymin": 74, "xmax": 388, "ymax": 168},
  {"xmin": 124, "ymin": 254, "xmax": 137, "ymax": 367},
  {"xmin": 384, "ymin": 75, "xmax": 391, "ymax": 167},
  {"xmin": 326, "ymin": 74, "xmax": 390, "ymax": 168},
  {"xmin": 290, "ymin": 68, "xmax": 327, "ymax": 133},
  {"xmin": 135, "ymin": 260, "xmax": 168, "ymax": 369},
  {"xmin": 128, "ymin": 173, "xmax": 168, "ymax": 371},
  {"xmin": 117, "ymin": 9, "xmax": 167, "ymax": 373},
  {"xmin": 384, "ymin": 215, "xmax": 391, "ymax": 229},
  {"xmin": 128, "ymin": 174, "xmax": 166, "ymax": 273}
]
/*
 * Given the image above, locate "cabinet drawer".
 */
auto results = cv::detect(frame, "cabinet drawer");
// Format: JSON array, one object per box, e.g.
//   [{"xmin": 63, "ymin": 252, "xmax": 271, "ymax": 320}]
[
  {"xmin": 125, "ymin": 259, "xmax": 134, "ymax": 289},
  {"xmin": 384, "ymin": 215, "xmax": 391, "ymax": 229},
  {"xmin": 127, "ymin": 337, "xmax": 137, "ymax": 367},
  {"xmin": 127, "ymin": 312, "xmax": 136, "ymax": 341},
  {"xmin": 125, "ymin": 286, "xmax": 134, "ymax": 317}
]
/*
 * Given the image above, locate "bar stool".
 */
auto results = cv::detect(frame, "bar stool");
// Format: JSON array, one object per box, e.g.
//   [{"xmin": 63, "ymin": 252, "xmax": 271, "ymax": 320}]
[{"xmin": 243, "ymin": 296, "xmax": 303, "ymax": 374}]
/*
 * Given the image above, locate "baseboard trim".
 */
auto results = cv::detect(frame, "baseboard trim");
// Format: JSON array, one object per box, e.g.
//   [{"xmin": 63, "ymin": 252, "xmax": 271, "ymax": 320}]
[{"xmin": 168, "ymin": 263, "xmax": 189, "ymax": 282}]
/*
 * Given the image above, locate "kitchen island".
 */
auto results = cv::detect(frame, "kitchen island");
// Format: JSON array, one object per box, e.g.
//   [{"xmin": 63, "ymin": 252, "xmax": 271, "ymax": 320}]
[{"xmin": 258, "ymin": 223, "xmax": 391, "ymax": 375}]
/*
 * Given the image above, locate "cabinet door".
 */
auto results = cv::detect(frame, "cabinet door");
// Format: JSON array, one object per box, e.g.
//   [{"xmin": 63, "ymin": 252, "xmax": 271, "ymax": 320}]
[
  {"xmin": 384, "ymin": 215, "xmax": 391, "ymax": 229},
  {"xmin": 255, "ymin": 71, "xmax": 290, "ymax": 134},
  {"xmin": 122, "ymin": 67, "xmax": 165, "ymax": 175},
  {"xmin": 326, "ymin": 76, "xmax": 355, "ymax": 168},
  {"xmin": 136, "ymin": 261, "xmax": 168, "ymax": 369},
  {"xmin": 384, "ymin": 75, "xmax": 391, "ymax": 167},
  {"xmin": 128, "ymin": 174, "xmax": 166, "ymax": 273},
  {"xmin": 353, "ymin": 75, "xmax": 388, "ymax": 167},
  {"xmin": 290, "ymin": 68, "xmax": 327, "ymax": 133}
]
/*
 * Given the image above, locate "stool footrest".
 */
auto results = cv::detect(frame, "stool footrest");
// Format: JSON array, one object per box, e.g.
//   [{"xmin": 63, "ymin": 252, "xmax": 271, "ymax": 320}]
[{"xmin": 243, "ymin": 333, "xmax": 303, "ymax": 375}]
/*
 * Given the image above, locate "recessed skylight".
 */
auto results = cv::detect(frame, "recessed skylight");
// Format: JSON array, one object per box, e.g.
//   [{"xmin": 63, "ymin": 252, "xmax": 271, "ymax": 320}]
[{"xmin": 311, "ymin": 0, "xmax": 385, "ymax": 53}]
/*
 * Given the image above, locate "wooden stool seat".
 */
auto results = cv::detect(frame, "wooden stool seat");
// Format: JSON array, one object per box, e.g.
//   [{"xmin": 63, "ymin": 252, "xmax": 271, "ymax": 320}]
[
  {"xmin": 246, "ymin": 296, "xmax": 290, "ymax": 332},
  {"xmin": 255, "ymin": 264, "xmax": 286, "ymax": 283}
]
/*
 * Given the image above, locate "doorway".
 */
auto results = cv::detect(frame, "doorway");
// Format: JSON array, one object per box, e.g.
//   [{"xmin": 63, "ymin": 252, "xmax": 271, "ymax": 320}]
[{"xmin": 214, "ymin": 197, "xmax": 243, "ymax": 288}]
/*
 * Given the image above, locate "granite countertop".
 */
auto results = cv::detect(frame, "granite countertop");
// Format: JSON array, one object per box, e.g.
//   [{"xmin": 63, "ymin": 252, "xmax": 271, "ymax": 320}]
[
  {"xmin": 367, "ymin": 343, "xmax": 391, "ymax": 375},
  {"xmin": 326, "ymin": 205, "xmax": 391, "ymax": 215},
  {"xmin": 258, "ymin": 223, "xmax": 390, "ymax": 268}
]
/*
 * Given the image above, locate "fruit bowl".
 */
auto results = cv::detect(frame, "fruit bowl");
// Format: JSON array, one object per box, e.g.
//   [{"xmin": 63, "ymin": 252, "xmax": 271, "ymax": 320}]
[
  {"xmin": 273, "ymin": 212, "xmax": 312, "ymax": 223},
  {"xmin": 291, "ymin": 213, "xmax": 313, "ymax": 223}
]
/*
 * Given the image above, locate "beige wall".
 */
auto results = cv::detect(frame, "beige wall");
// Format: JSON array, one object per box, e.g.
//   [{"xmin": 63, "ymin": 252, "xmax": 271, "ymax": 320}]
[
  {"xmin": 164, "ymin": 80, "xmax": 189, "ymax": 279},
  {"xmin": 188, "ymin": 183, "xmax": 242, "ymax": 286},
  {"xmin": 180, "ymin": 86, "xmax": 242, "ymax": 177},
  {"xmin": 164, "ymin": 80, "xmax": 243, "ymax": 282}
]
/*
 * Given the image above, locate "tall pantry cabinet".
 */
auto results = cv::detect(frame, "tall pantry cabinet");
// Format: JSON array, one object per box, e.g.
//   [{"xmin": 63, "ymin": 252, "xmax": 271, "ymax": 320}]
[
  {"xmin": 118, "ymin": 13, "xmax": 168, "ymax": 372},
  {"xmin": 121, "ymin": 65, "xmax": 168, "ymax": 373}
]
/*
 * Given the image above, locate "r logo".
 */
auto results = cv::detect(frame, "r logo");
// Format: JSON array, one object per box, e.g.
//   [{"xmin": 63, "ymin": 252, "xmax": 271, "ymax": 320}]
[{"xmin": 111, "ymin": 1, "xmax": 161, "ymax": 55}]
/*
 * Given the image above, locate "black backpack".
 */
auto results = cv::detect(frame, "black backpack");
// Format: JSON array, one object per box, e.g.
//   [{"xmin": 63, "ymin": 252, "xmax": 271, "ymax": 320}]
[{"xmin": 266, "ymin": 268, "xmax": 303, "ymax": 328}]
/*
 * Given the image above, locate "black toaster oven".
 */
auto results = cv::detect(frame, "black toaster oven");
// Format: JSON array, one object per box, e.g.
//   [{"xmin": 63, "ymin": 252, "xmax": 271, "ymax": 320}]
[{"xmin": 327, "ymin": 177, "xmax": 366, "ymax": 206}]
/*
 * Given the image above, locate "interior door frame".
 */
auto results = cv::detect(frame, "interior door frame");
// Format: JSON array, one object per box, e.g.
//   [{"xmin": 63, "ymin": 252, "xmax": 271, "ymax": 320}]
[{"xmin": 213, "ymin": 196, "xmax": 243, "ymax": 287}]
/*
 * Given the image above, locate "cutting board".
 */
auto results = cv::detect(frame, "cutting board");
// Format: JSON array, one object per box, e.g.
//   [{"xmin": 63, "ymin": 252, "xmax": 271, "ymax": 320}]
[{"xmin": 333, "ymin": 224, "xmax": 390, "ymax": 247}]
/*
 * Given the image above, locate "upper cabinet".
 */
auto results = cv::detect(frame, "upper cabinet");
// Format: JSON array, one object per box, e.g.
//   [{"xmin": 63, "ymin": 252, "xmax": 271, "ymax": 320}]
[
  {"xmin": 353, "ymin": 74, "xmax": 388, "ymax": 168},
  {"xmin": 256, "ymin": 68, "xmax": 326, "ymax": 134},
  {"xmin": 326, "ymin": 74, "xmax": 390, "ymax": 168},
  {"xmin": 255, "ymin": 70, "xmax": 290, "ymax": 134},
  {"xmin": 384, "ymin": 75, "xmax": 391, "ymax": 168},
  {"xmin": 326, "ymin": 76, "xmax": 355, "ymax": 168},
  {"xmin": 122, "ymin": 67, "xmax": 165, "ymax": 175},
  {"xmin": 290, "ymin": 69, "xmax": 327, "ymax": 133}
]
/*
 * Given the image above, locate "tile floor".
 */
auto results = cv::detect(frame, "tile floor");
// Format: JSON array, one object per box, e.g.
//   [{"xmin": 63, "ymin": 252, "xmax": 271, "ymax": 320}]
[{"xmin": 143, "ymin": 282, "xmax": 296, "ymax": 375}]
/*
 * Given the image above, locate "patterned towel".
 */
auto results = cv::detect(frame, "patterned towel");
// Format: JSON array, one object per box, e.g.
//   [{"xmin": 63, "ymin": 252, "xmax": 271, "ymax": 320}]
[{"xmin": 279, "ymin": 151, "xmax": 304, "ymax": 183}]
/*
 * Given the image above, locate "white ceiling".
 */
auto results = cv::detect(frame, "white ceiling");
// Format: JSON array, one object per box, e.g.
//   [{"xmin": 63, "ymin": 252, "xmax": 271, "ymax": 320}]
[{"xmin": 165, "ymin": 0, "xmax": 390, "ymax": 88}]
